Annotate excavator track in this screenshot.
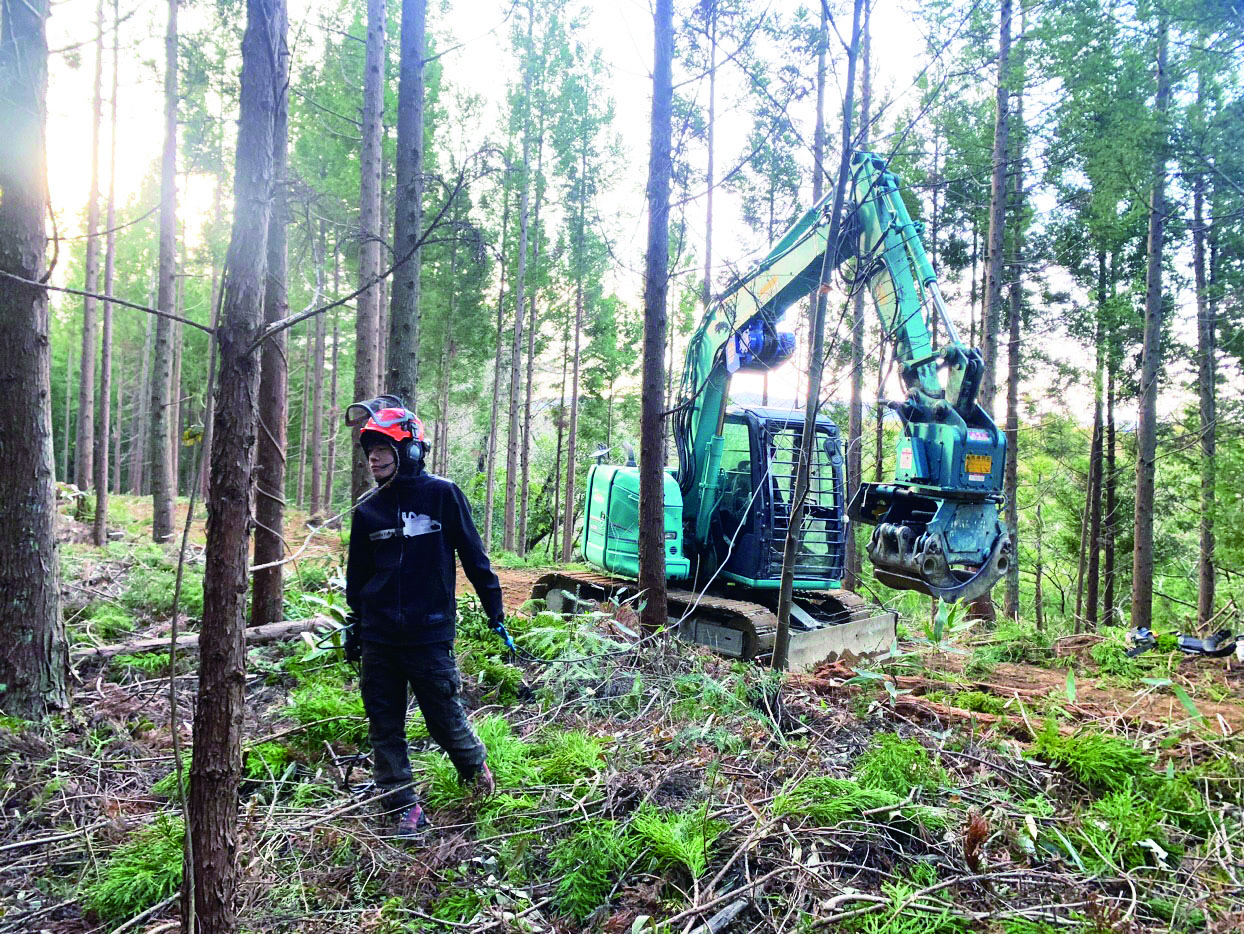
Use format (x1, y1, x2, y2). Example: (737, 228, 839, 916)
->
(530, 572, 892, 667)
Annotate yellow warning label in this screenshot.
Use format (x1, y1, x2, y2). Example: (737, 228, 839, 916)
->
(965, 454, 992, 474)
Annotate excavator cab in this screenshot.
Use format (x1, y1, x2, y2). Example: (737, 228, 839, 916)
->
(705, 407, 847, 591)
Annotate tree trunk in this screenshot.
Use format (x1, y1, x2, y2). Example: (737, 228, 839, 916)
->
(1103, 351, 1117, 624)
(639, 0, 674, 635)
(353, 0, 384, 502)
(387, 0, 426, 403)
(309, 259, 325, 520)
(1033, 500, 1044, 630)
(296, 325, 310, 507)
(561, 138, 588, 563)
(552, 315, 568, 560)
(1085, 255, 1107, 630)
(1193, 170, 1215, 628)
(93, 0, 120, 546)
(519, 123, 546, 555)
(845, 0, 868, 592)
(561, 270, 583, 562)
(62, 339, 73, 483)
(775, 0, 862, 667)
(0, 0, 69, 718)
(436, 201, 459, 476)
(979, 0, 1011, 412)
(76, 0, 106, 499)
(130, 315, 151, 493)
(169, 313, 182, 494)
(324, 311, 340, 517)
(1003, 32, 1024, 619)
(150, 0, 179, 543)
(187, 0, 281, 928)
(484, 184, 512, 550)
(701, 4, 716, 307)
(1130, 20, 1169, 632)
(505, 0, 536, 553)
(251, 35, 290, 630)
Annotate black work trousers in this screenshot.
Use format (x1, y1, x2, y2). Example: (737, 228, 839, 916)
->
(359, 640, 486, 809)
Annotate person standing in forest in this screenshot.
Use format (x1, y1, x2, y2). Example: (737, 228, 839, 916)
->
(343, 395, 500, 835)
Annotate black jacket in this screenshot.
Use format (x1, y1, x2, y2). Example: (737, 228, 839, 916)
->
(346, 470, 504, 645)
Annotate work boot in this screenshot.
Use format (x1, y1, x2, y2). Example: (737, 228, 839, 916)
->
(464, 762, 495, 798)
(395, 803, 429, 837)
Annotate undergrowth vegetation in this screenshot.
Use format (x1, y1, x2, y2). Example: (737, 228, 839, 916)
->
(4, 509, 1242, 933)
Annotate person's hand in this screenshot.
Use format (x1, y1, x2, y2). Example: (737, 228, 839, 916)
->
(343, 617, 362, 664)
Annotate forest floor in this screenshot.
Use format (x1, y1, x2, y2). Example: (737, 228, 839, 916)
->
(3, 497, 1242, 934)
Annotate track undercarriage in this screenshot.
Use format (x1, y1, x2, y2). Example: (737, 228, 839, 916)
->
(530, 572, 896, 672)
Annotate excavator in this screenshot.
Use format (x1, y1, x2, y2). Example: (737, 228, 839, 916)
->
(532, 152, 1012, 668)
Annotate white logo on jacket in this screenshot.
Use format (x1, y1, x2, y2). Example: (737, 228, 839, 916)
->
(402, 512, 442, 537)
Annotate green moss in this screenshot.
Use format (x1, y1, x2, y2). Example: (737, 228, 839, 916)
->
(948, 690, 1007, 714)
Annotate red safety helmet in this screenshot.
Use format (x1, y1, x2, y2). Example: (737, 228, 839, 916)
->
(359, 407, 425, 447)
(346, 395, 427, 468)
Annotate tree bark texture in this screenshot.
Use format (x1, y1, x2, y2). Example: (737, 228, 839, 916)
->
(251, 25, 290, 630)
(505, 0, 536, 553)
(387, 0, 426, 404)
(353, 0, 384, 503)
(130, 315, 151, 493)
(1003, 42, 1023, 620)
(1104, 357, 1116, 623)
(701, 5, 716, 307)
(979, 0, 1010, 413)
(93, 0, 120, 546)
(639, 0, 673, 635)
(775, 0, 862, 668)
(150, 0, 179, 542)
(484, 184, 511, 550)
(310, 268, 325, 519)
(0, 0, 69, 718)
(1130, 20, 1168, 632)
(520, 124, 546, 555)
(845, 0, 868, 592)
(1193, 172, 1215, 627)
(75, 0, 106, 496)
(187, 0, 281, 928)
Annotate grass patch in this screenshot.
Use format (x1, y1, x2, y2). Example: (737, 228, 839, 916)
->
(1073, 786, 1172, 872)
(83, 604, 137, 641)
(550, 820, 639, 921)
(773, 776, 902, 824)
(417, 714, 538, 808)
(974, 620, 1052, 666)
(530, 729, 606, 784)
(84, 815, 184, 923)
(122, 563, 204, 621)
(630, 801, 727, 878)
(283, 678, 367, 751)
(1030, 723, 1154, 793)
(855, 733, 949, 795)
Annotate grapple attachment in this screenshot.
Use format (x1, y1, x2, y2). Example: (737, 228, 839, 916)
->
(849, 481, 1011, 603)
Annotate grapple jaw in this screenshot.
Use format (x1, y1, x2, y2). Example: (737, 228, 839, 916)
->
(849, 482, 1012, 603)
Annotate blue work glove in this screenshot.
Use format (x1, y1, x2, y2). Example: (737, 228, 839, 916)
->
(490, 616, 517, 655)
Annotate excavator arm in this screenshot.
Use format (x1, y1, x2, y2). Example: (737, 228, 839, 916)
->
(674, 151, 1011, 602)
